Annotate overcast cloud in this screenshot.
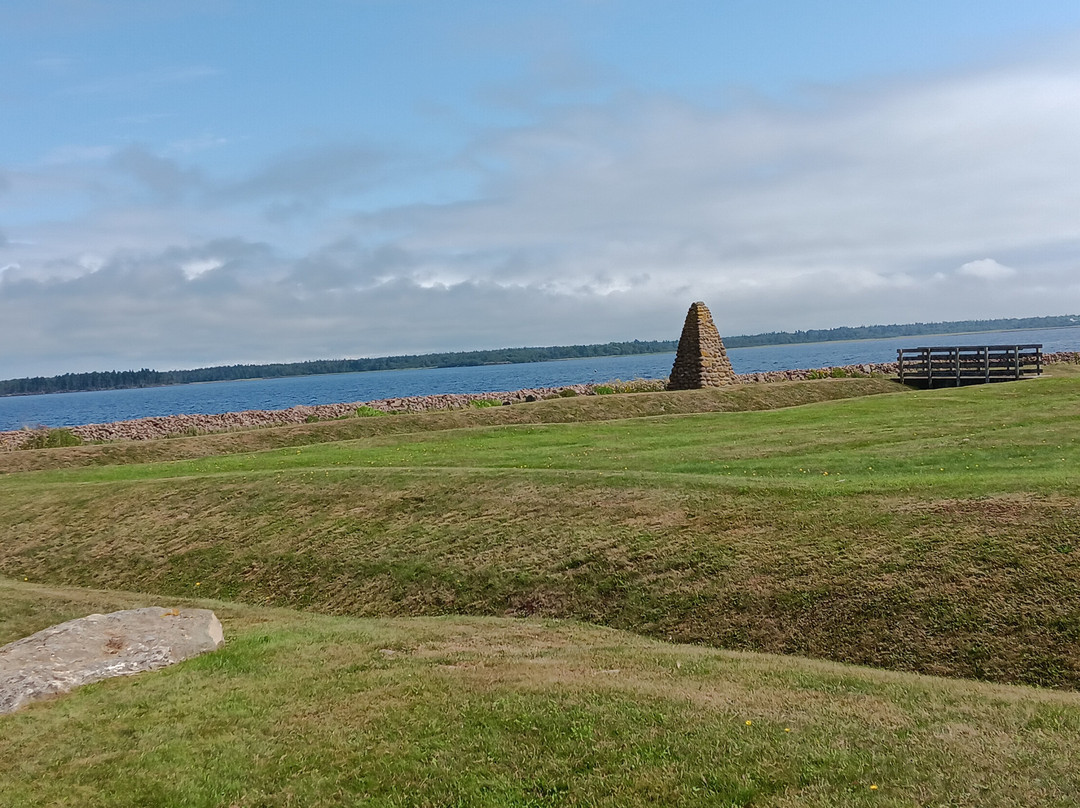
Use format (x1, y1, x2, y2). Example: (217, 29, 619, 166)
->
(2, 14, 1080, 377)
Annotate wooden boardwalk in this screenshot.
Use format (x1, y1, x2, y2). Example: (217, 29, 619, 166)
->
(897, 345, 1042, 388)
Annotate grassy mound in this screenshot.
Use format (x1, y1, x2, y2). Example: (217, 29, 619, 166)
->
(2, 375, 1079, 688)
(3, 579, 1080, 807)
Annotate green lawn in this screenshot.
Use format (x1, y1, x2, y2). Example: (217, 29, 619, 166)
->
(0, 377, 900, 474)
(6, 375, 1077, 495)
(4, 579, 1080, 808)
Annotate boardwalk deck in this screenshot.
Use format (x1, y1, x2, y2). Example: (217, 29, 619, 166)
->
(897, 345, 1042, 388)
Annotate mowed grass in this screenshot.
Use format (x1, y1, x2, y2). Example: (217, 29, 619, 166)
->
(2, 375, 1080, 687)
(0, 377, 898, 474)
(4, 578, 1080, 808)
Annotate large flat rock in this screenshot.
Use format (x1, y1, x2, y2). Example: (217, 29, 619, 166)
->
(0, 607, 224, 715)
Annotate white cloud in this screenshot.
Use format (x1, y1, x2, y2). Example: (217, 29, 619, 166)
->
(957, 258, 1018, 280)
(77, 254, 105, 273)
(180, 258, 222, 280)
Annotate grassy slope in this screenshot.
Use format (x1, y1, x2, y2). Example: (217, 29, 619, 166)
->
(2, 375, 1080, 689)
(4, 579, 1080, 808)
(0, 377, 898, 474)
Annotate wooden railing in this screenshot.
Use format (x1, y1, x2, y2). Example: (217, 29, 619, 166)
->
(897, 345, 1042, 388)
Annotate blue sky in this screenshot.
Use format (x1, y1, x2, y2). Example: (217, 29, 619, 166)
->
(3, 1, 1080, 376)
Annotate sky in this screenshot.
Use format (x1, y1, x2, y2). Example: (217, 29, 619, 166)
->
(3, 1, 1080, 378)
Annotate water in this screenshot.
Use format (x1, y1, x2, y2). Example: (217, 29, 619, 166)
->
(3, 326, 1078, 431)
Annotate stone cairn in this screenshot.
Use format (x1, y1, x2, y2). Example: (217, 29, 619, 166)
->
(667, 301, 736, 390)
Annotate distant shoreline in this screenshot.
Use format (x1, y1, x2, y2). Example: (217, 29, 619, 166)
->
(730, 324, 1079, 350)
(2, 317, 1077, 397)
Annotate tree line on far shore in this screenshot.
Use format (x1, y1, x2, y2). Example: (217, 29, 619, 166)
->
(3, 314, 1076, 396)
(0, 341, 676, 396)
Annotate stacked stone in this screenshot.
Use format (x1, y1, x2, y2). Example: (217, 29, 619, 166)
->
(667, 301, 737, 390)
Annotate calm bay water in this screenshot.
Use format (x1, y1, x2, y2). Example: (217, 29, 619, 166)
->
(3, 326, 1079, 431)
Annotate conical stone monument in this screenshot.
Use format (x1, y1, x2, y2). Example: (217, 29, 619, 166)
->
(667, 301, 736, 390)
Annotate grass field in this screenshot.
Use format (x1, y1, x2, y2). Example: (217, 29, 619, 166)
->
(4, 579, 1080, 808)
(3, 373, 1080, 686)
(3, 369, 1080, 804)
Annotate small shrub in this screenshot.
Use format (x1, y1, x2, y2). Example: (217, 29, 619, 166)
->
(807, 370, 827, 380)
(830, 367, 850, 378)
(355, 405, 388, 417)
(166, 427, 204, 439)
(19, 427, 83, 450)
(593, 385, 615, 395)
(557, 389, 578, 398)
(606, 378, 667, 393)
(471, 399, 501, 409)
(304, 415, 321, 423)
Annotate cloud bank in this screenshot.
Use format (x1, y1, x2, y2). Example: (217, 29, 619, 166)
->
(2, 46, 1080, 377)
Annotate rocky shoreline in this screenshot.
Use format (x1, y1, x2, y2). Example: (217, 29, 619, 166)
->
(3, 353, 1077, 451)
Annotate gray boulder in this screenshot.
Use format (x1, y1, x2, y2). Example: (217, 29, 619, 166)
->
(0, 607, 224, 715)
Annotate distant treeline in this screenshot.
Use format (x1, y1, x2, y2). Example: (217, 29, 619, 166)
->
(0, 340, 676, 396)
(721, 314, 1079, 348)
(3, 314, 1077, 396)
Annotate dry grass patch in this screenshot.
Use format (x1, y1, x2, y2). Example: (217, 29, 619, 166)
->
(3, 467, 1080, 686)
